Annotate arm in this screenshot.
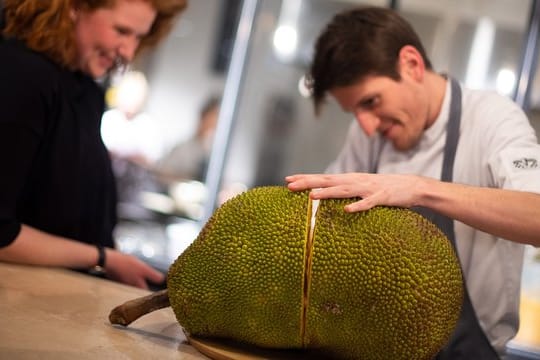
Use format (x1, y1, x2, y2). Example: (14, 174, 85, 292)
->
(0, 225, 164, 289)
(286, 173, 540, 246)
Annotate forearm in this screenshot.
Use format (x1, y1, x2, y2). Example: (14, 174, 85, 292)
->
(0, 224, 166, 289)
(0, 225, 100, 269)
(286, 172, 540, 246)
(419, 178, 540, 246)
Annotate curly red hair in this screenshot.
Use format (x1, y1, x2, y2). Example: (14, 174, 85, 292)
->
(2, 0, 187, 70)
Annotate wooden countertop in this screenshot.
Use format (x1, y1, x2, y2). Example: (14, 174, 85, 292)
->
(2, 260, 538, 359)
(0, 262, 208, 359)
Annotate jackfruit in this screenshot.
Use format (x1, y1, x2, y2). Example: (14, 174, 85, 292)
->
(110, 186, 463, 360)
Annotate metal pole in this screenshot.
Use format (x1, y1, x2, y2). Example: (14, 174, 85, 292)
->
(201, 0, 260, 224)
(514, 0, 540, 110)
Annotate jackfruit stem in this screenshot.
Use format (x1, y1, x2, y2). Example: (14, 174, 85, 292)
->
(109, 289, 170, 326)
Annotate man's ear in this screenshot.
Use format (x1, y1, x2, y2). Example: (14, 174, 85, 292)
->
(398, 45, 425, 81)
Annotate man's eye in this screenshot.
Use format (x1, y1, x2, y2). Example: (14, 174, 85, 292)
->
(115, 27, 130, 36)
(361, 97, 379, 109)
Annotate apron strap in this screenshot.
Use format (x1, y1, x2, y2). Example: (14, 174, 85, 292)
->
(419, 78, 462, 244)
(371, 77, 498, 358)
(428, 78, 499, 359)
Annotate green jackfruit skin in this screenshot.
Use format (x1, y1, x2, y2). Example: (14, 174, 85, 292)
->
(167, 186, 309, 348)
(167, 186, 463, 359)
(307, 199, 463, 360)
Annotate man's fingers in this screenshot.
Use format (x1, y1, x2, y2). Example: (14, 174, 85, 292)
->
(344, 199, 374, 212)
(286, 174, 342, 191)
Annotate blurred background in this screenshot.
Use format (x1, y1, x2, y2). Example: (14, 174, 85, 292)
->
(101, 1, 540, 357)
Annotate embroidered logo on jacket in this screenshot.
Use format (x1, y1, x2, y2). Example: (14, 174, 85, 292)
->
(513, 158, 538, 170)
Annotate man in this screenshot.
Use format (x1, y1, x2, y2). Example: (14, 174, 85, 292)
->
(286, 6, 540, 359)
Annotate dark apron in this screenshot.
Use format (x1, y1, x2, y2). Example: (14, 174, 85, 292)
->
(413, 78, 499, 359)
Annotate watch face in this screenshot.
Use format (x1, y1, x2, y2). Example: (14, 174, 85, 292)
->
(88, 265, 107, 278)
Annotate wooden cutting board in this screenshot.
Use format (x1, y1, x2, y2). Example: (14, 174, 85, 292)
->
(186, 335, 322, 360)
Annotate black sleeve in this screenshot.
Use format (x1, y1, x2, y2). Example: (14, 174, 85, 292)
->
(0, 45, 50, 247)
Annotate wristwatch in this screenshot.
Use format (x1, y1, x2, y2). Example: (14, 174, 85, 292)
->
(89, 245, 107, 276)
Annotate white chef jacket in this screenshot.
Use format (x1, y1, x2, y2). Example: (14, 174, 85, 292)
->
(326, 80, 540, 355)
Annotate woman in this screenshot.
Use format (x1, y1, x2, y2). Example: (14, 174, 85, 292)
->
(0, 0, 187, 289)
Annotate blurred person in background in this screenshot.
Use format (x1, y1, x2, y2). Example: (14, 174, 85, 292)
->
(101, 70, 166, 214)
(0, 0, 187, 289)
(286, 6, 540, 359)
(154, 95, 220, 183)
(101, 70, 165, 168)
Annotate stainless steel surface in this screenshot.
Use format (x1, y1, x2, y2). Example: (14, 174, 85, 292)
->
(514, 0, 540, 110)
(202, 0, 261, 223)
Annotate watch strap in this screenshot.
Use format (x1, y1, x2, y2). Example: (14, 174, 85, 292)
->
(90, 245, 107, 276)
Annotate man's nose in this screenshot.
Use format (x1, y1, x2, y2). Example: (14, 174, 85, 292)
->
(355, 111, 380, 137)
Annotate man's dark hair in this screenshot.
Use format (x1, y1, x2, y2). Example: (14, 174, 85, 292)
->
(308, 6, 433, 114)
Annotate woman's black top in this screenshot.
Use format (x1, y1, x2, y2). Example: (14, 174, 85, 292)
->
(0, 38, 117, 249)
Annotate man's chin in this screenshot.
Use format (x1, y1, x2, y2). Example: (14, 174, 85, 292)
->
(391, 139, 414, 152)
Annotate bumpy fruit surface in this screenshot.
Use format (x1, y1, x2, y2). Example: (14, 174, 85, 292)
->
(306, 199, 463, 359)
(167, 186, 463, 359)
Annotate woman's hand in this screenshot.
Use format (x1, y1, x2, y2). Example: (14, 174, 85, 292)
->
(105, 249, 165, 290)
(286, 172, 427, 212)
(0, 226, 166, 290)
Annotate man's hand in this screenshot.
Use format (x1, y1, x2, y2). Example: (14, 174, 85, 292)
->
(287, 172, 540, 246)
(286, 172, 427, 212)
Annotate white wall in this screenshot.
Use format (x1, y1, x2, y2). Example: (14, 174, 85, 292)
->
(141, 0, 226, 152)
